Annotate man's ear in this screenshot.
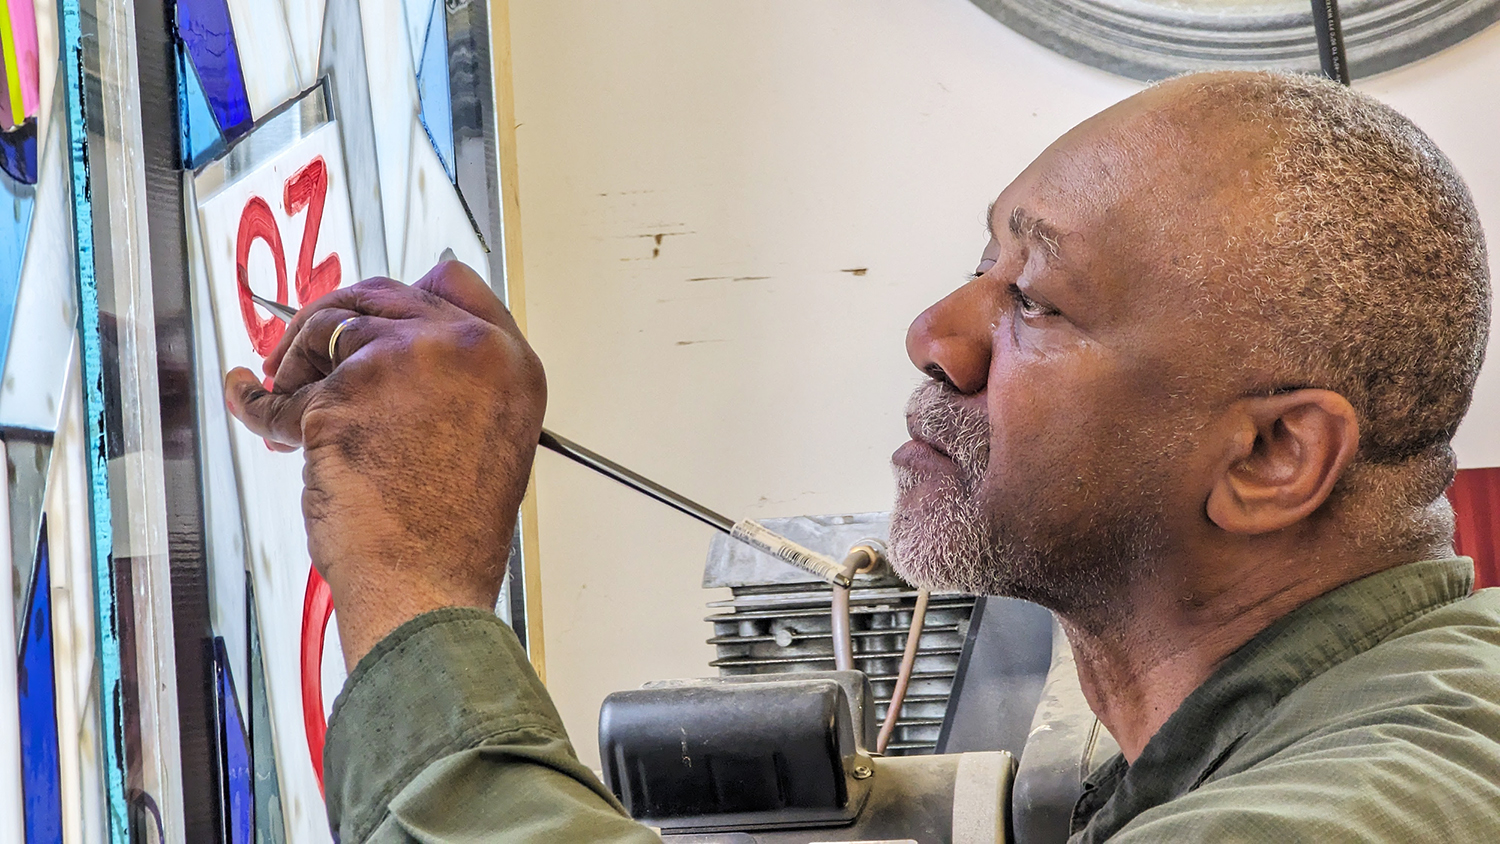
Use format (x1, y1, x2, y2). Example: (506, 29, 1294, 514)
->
(1205, 389, 1360, 535)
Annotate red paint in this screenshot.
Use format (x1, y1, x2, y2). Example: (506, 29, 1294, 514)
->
(235, 195, 289, 356)
(283, 156, 342, 307)
(301, 568, 334, 793)
(235, 158, 345, 358)
(1451, 467, 1500, 589)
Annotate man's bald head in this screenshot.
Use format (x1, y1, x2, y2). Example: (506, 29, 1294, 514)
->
(894, 70, 1489, 611)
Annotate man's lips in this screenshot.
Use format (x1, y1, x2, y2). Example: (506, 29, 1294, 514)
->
(892, 437, 958, 474)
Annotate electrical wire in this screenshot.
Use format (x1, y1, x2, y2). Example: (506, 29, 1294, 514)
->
(875, 588, 930, 755)
(829, 549, 869, 673)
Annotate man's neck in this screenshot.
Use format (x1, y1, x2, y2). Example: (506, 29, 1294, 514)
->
(1059, 545, 1414, 762)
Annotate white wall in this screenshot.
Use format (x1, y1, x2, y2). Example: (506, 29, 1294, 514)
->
(508, 0, 1500, 766)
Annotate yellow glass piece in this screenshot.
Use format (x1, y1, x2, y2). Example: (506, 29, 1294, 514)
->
(0, 0, 22, 129)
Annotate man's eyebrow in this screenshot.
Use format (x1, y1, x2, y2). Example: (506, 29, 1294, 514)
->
(990, 205, 1062, 261)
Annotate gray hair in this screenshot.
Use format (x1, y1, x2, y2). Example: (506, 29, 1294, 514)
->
(1176, 72, 1490, 549)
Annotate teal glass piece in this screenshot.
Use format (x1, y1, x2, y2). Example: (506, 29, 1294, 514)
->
(178, 46, 225, 168)
(5, 437, 50, 642)
(416, 0, 453, 182)
(248, 582, 286, 844)
(59, 0, 130, 837)
(0, 172, 37, 382)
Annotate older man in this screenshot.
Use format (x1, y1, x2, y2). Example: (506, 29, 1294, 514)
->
(226, 71, 1499, 842)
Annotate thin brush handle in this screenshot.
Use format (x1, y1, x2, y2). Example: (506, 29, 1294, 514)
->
(254, 298, 852, 586)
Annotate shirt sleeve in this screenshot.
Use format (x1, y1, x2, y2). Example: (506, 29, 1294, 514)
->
(323, 607, 662, 844)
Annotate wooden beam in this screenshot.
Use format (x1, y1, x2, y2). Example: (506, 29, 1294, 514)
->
(488, 0, 547, 682)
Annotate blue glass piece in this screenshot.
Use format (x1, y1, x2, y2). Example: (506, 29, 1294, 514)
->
(214, 637, 253, 844)
(416, 0, 454, 182)
(0, 118, 38, 185)
(17, 518, 62, 843)
(0, 167, 36, 382)
(178, 45, 224, 168)
(248, 583, 286, 843)
(176, 0, 253, 141)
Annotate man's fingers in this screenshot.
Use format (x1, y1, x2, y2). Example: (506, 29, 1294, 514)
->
(225, 367, 316, 447)
(266, 306, 353, 390)
(269, 309, 396, 394)
(263, 276, 445, 375)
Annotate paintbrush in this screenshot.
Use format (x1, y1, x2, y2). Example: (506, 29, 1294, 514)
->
(243, 282, 854, 587)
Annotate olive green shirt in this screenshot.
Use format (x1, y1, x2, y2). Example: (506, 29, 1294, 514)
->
(324, 558, 1500, 843)
(1071, 557, 1500, 842)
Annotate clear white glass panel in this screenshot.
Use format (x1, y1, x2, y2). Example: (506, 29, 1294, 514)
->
(45, 353, 108, 844)
(400, 117, 487, 284)
(358, 0, 418, 276)
(399, 0, 434, 75)
(184, 179, 250, 718)
(282, 0, 327, 91)
(0, 443, 21, 844)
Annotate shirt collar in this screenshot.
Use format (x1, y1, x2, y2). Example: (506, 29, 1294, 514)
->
(1070, 557, 1474, 842)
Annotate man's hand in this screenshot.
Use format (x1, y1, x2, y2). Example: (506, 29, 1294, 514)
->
(223, 261, 546, 667)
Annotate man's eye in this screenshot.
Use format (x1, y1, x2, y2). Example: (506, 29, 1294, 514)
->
(1008, 284, 1052, 319)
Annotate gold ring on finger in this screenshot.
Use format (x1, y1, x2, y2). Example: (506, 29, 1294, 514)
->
(328, 316, 358, 367)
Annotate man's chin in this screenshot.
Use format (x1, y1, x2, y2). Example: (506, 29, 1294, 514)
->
(888, 498, 984, 594)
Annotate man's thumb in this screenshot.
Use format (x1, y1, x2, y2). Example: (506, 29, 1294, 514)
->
(225, 367, 312, 448)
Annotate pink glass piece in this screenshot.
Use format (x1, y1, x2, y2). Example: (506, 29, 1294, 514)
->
(6, 0, 36, 117)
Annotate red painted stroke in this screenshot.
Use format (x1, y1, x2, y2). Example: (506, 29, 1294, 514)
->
(301, 568, 334, 794)
(284, 156, 342, 307)
(235, 196, 289, 356)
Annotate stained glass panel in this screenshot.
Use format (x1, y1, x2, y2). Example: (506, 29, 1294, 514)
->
(0, 0, 521, 833)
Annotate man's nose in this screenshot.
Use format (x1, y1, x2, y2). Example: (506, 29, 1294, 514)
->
(906, 282, 994, 394)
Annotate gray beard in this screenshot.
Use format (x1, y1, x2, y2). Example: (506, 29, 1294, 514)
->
(888, 379, 1014, 594)
(889, 380, 1163, 619)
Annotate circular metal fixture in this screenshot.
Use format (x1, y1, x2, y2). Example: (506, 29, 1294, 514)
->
(969, 0, 1500, 81)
